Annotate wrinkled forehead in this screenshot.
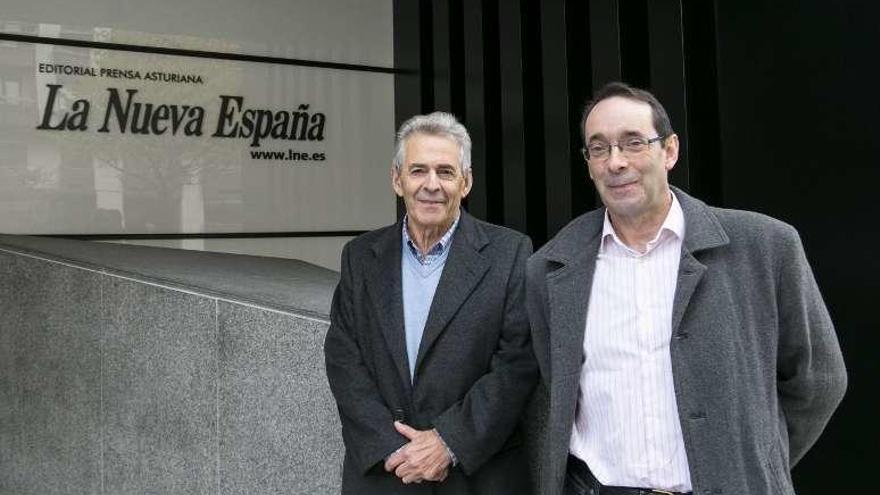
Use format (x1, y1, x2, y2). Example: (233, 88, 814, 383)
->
(402, 132, 462, 164)
(584, 96, 656, 140)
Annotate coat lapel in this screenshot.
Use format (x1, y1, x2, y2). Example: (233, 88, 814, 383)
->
(545, 213, 604, 379)
(413, 212, 490, 378)
(366, 221, 412, 394)
(671, 253, 707, 336)
(670, 187, 730, 336)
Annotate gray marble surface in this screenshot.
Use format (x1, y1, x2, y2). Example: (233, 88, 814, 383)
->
(0, 236, 346, 494)
(0, 253, 103, 495)
(0, 253, 17, 494)
(0, 235, 338, 319)
(218, 302, 341, 494)
(102, 278, 218, 495)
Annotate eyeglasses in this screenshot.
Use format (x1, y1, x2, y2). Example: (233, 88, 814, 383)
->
(581, 135, 667, 161)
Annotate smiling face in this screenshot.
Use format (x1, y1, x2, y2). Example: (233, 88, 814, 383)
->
(392, 132, 472, 233)
(584, 96, 678, 223)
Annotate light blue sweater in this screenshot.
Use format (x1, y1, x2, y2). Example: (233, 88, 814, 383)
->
(400, 217, 458, 380)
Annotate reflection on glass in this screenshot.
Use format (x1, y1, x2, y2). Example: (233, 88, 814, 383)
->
(1, 20, 395, 236)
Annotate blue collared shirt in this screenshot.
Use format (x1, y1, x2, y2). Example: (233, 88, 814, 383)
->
(402, 215, 459, 268)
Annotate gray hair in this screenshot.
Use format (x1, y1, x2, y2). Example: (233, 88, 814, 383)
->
(392, 111, 472, 173)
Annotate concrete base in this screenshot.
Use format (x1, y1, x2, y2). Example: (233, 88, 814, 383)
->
(0, 235, 342, 495)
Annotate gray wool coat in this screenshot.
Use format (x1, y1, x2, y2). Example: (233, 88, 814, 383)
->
(525, 187, 847, 495)
(324, 211, 538, 495)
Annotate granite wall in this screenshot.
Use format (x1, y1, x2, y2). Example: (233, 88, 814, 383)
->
(0, 243, 342, 494)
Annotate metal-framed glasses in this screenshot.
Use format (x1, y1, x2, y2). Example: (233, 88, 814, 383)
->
(581, 135, 667, 162)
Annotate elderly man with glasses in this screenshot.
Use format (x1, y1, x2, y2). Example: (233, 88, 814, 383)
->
(526, 82, 847, 495)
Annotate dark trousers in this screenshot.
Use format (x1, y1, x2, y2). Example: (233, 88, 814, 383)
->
(564, 455, 691, 495)
(564, 457, 596, 495)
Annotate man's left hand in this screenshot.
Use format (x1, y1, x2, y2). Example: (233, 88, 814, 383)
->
(383, 421, 451, 484)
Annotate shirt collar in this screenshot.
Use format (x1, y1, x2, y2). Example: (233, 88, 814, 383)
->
(402, 213, 460, 264)
(600, 190, 685, 255)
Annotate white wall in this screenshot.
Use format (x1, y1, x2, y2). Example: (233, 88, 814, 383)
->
(1, 0, 392, 66)
(1, 1, 395, 271)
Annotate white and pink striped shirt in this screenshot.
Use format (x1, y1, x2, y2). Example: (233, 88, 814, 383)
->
(569, 192, 692, 492)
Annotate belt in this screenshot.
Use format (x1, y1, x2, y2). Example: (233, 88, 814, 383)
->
(566, 455, 692, 495)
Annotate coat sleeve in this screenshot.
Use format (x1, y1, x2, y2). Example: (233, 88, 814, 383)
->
(323, 242, 406, 474)
(775, 226, 847, 466)
(431, 235, 539, 475)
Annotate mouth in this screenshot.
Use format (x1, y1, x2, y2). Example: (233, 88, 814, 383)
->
(605, 177, 638, 189)
(416, 198, 446, 206)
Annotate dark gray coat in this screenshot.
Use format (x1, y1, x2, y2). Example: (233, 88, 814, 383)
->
(525, 188, 846, 495)
(324, 211, 537, 494)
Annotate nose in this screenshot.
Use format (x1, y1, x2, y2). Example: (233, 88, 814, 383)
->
(424, 170, 441, 190)
(606, 145, 628, 173)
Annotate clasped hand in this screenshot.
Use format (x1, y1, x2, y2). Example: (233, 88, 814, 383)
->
(383, 421, 451, 484)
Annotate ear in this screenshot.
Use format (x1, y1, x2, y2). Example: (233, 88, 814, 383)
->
(461, 169, 473, 198)
(391, 165, 404, 197)
(663, 134, 680, 171)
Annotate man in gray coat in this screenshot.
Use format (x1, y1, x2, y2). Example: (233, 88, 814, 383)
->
(325, 112, 537, 494)
(526, 82, 846, 495)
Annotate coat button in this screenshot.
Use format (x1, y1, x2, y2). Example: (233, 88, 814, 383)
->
(393, 408, 406, 422)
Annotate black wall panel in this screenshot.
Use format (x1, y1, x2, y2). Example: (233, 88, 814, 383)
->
(713, 1, 877, 491)
(393, 1, 872, 488)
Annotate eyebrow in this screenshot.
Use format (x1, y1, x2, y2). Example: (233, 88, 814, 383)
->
(408, 162, 456, 169)
(588, 130, 647, 141)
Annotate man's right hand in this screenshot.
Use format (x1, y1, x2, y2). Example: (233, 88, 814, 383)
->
(384, 422, 451, 483)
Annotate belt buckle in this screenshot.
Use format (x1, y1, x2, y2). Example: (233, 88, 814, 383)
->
(650, 491, 674, 495)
